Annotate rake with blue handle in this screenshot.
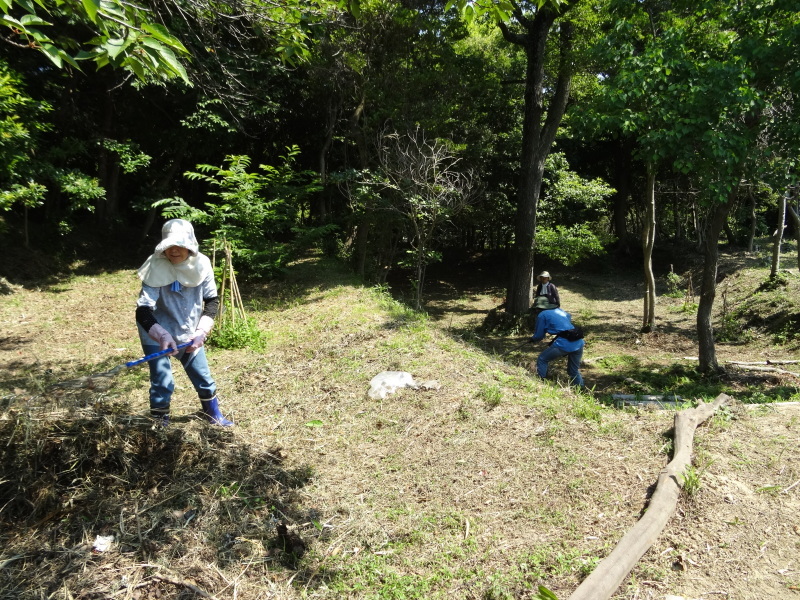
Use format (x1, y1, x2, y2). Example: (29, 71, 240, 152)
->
(118, 341, 192, 370)
(48, 342, 192, 390)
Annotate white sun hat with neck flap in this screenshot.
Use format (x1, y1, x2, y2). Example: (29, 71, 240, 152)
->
(138, 219, 212, 288)
(155, 218, 200, 257)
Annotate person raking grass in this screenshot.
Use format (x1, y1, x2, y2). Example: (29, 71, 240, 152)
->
(529, 307, 585, 388)
(135, 219, 233, 427)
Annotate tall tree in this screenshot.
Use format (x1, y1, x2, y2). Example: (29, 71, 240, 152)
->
(691, 0, 799, 372)
(592, 0, 800, 372)
(449, 0, 581, 316)
(581, 2, 702, 332)
(500, 3, 577, 315)
(770, 191, 787, 278)
(612, 0, 798, 372)
(318, 0, 510, 279)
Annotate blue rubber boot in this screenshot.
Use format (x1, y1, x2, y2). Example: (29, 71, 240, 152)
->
(200, 396, 234, 427)
(150, 407, 170, 427)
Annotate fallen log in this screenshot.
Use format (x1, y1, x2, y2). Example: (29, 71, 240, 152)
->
(568, 393, 732, 600)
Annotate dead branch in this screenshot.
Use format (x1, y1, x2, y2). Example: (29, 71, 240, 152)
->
(0, 555, 25, 570)
(568, 393, 732, 600)
(151, 573, 220, 599)
(727, 360, 799, 366)
(611, 394, 682, 401)
(729, 365, 800, 378)
(612, 395, 684, 410)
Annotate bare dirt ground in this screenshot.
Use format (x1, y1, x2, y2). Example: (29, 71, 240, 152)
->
(0, 250, 799, 600)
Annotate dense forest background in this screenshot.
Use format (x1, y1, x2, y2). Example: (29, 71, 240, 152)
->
(0, 0, 798, 371)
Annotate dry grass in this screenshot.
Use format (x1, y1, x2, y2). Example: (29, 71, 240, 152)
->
(1, 253, 799, 600)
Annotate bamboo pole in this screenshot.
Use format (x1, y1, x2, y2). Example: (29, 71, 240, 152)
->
(218, 243, 228, 324)
(224, 244, 236, 325)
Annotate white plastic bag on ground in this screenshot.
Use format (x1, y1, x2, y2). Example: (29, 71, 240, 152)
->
(92, 534, 114, 553)
(368, 371, 418, 399)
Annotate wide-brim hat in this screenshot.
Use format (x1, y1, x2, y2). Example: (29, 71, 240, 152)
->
(538, 271, 551, 279)
(154, 219, 199, 257)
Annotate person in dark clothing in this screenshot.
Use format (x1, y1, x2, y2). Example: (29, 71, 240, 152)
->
(531, 271, 560, 317)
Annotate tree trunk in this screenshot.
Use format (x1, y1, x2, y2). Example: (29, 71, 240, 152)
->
(697, 200, 733, 374)
(723, 221, 737, 247)
(348, 93, 373, 280)
(770, 191, 787, 278)
(787, 202, 800, 272)
(672, 189, 681, 242)
(502, 8, 575, 316)
(692, 201, 703, 251)
(352, 219, 371, 279)
(507, 155, 545, 314)
(23, 205, 29, 248)
(641, 164, 656, 333)
(414, 257, 427, 312)
(349, 93, 369, 171)
(97, 91, 118, 225)
(140, 138, 189, 246)
(747, 186, 757, 252)
(612, 141, 633, 253)
(314, 96, 339, 224)
(569, 394, 732, 600)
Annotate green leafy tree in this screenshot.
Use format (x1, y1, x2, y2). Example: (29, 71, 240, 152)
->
(332, 167, 406, 281)
(591, 0, 800, 371)
(0, 0, 190, 82)
(581, 3, 722, 332)
(0, 60, 46, 238)
(676, 1, 798, 373)
(309, 0, 501, 277)
(536, 152, 615, 266)
(157, 148, 322, 278)
(448, 0, 608, 316)
(0, 59, 49, 183)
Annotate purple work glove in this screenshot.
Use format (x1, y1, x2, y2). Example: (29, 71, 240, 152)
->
(148, 323, 178, 356)
(186, 315, 214, 353)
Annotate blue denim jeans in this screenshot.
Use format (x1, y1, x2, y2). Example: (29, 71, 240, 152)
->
(143, 345, 217, 412)
(536, 345, 584, 388)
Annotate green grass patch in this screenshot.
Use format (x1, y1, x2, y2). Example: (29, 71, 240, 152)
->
(210, 315, 266, 350)
(594, 354, 641, 372)
(477, 383, 503, 409)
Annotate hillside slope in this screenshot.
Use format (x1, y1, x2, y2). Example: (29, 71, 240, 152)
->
(0, 254, 798, 600)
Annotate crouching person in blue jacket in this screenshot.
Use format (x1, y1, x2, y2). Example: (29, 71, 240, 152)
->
(530, 308, 585, 388)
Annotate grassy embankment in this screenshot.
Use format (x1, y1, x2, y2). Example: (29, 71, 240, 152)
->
(0, 250, 798, 599)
